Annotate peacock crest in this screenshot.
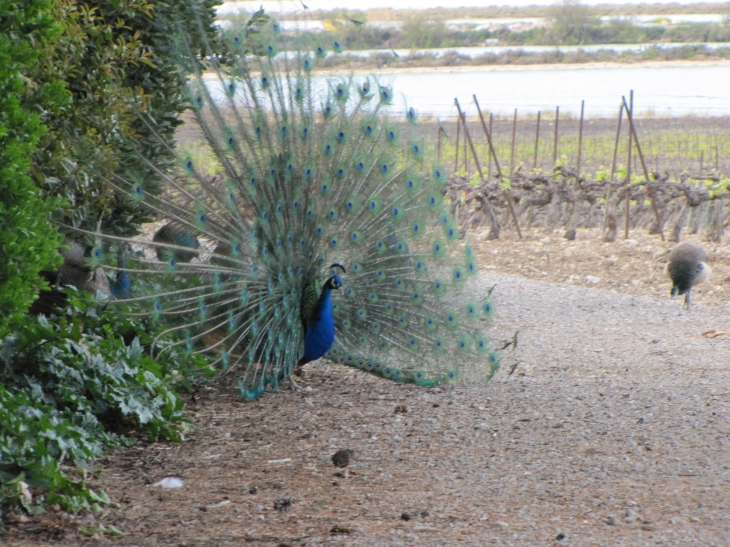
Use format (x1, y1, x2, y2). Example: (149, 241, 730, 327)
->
(72, 8, 500, 398)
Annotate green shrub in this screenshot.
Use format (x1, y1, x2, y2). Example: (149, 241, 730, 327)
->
(0, 289, 211, 520)
(30, 0, 221, 237)
(0, 0, 65, 334)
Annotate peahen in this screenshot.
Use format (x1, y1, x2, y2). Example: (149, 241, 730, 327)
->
(70, 9, 500, 398)
(666, 242, 712, 310)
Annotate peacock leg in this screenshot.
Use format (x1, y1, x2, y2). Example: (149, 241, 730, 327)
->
(288, 374, 301, 391)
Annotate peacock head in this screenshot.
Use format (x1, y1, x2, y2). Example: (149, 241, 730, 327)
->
(326, 263, 346, 292)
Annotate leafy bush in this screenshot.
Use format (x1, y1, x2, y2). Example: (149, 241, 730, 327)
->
(0, 0, 65, 335)
(0, 0, 222, 526)
(29, 0, 221, 237)
(0, 289, 211, 520)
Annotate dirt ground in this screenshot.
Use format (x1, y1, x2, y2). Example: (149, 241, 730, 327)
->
(469, 227, 730, 314)
(5, 227, 730, 547)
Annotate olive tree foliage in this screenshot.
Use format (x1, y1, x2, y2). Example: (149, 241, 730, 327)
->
(546, 0, 600, 45)
(401, 14, 449, 49)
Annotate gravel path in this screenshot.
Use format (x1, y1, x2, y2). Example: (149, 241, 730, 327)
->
(8, 269, 730, 546)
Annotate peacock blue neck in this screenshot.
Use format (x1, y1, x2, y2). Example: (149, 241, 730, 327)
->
(301, 277, 339, 364)
(110, 255, 131, 299)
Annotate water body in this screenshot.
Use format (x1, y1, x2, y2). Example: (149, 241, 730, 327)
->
(204, 62, 730, 118)
(373, 62, 730, 118)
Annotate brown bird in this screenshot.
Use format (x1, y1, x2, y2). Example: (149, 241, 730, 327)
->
(665, 242, 712, 310)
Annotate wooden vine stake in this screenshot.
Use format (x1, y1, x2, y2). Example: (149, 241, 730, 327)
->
(577, 100, 585, 174)
(603, 102, 624, 234)
(609, 103, 624, 180)
(553, 106, 560, 166)
(473, 96, 502, 176)
(467, 96, 522, 239)
(454, 115, 460, 173)
(510, 108, 517, 175)
(488, 113, 494, 179)
(454, 98, 502, 239)
(463, 111, 469, 175)
(533, 111, 541, 169)
(624, 91, 633, 239)
(718, 198, 724, 244)
(621, 94, 664, 241)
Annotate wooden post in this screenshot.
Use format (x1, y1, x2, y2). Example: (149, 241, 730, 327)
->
(455, 99, 485, 180)
(603, 103, 624, 233)
(553, 106, 560, 166)
(473, 95, 502, 177)
(717, 197, 724, 244)
(488, 113, 493, 179)
(456, 98, 512, 241)
(509, 108, 517, 174)
(577, 100, 585, 174)
(454, 115, 460, 173)
(621, 94, 664, 241)
(715, 137, 719, 171)
(624, 91, 633, 240)
(471, 96, 522, 239)
(533, 111, 541, 169)
(463, 112, 469, 175)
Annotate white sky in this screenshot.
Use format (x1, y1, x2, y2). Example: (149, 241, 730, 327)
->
(221, 0, 730, 12)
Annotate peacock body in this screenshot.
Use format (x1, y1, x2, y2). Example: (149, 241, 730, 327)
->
(76, 9, 500, 398)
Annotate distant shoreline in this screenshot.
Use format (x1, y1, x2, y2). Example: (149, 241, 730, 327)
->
(367, 59, 729, 75)
(202, 58, 728, 77)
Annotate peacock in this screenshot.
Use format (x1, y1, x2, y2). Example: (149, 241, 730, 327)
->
(67, 8, 500, 399)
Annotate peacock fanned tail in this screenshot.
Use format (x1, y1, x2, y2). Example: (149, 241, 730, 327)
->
(77, 8, 500, 398)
